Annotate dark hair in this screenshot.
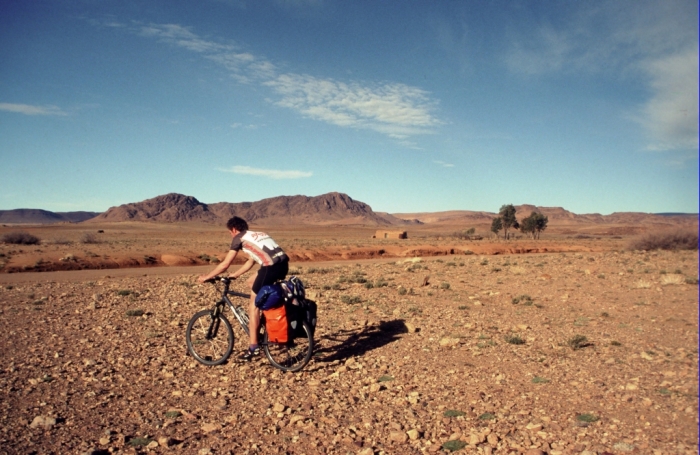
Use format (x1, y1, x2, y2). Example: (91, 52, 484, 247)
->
(226, 216, 248, 232)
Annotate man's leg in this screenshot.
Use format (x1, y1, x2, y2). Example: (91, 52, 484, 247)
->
(245, 274, 259, 346)
(248, 292, 259, 346)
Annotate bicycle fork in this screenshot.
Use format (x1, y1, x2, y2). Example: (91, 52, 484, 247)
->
(207, 303, 225, 339)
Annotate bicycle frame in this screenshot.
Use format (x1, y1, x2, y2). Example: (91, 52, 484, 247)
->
(212, 277, 252, 337)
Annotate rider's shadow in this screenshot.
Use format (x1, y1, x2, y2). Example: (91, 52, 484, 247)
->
(313, 319, 408, 363)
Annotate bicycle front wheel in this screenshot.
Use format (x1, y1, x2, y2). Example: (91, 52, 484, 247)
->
(186, 310, 234, 366)
(263, 321, 314, 372)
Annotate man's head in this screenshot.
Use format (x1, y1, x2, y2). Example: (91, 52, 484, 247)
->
(226, 216, 249, 233)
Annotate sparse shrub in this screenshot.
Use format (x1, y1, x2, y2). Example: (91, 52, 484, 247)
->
(1, 232, 40, 245)
(442, 440, 467, 452)
(398, 286, 408, 295)
(363, 282, 374, 289)
(128, 437, 153, 447)
(576, 413, 599, 423)
(532, 376, 549, 384)
(443, 409, 466, 417)
(629, 231, 698, 251)
(685, 277, 699, 285)
(378, 375, 394, 382)
(505, 334, 525, 345)
(164, 410, 181, 419)
(610, 340, 622, 346)
(478, 412, 495, 420)
(568, 334, 589, 350)
(512, 294, 533, 305)
(117, 289, 133, 296)
(439, 282, 450, 290)
(126, 309, 144, 317)
(340, 295, 361, 304)
(81, 233, 101, 244)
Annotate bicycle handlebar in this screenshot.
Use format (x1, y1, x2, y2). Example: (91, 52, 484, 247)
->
(204, 276, 235, 284)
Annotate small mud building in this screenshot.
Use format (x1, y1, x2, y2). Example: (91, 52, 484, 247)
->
(373, 230, 408, 239)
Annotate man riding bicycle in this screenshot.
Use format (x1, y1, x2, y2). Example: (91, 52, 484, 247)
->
(198, 216, 289, 360)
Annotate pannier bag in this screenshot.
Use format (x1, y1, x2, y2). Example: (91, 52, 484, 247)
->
(263, 305, 288, 343)
(255, 283, 285, 310)
(281, 276, 317, 340)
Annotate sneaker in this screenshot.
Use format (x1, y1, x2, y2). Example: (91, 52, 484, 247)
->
(239, 347, 260, 361)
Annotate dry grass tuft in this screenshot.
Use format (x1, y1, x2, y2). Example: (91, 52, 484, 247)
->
(634, 279, 653, 289)
(510, 266, 526, 275)
(661, 274, 685, 286)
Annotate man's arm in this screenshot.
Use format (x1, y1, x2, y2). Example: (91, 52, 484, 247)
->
(198, 250, 238, 282)
(231, 257, 256, 279)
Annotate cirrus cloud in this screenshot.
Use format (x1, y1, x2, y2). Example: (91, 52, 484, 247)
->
(116, 21, 441, 141)
(218, 165, 313, 179)
(0, 103, 67, 116)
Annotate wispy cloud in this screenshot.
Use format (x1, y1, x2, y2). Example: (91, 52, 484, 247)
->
(503, 1, 698, 154)
(265, 74, 439, 139)
(640, 49, 699, 152)
(230, 122, 261, 129)
(433, 160, 454, 168)
(117, 21, 440, 140)
(219, 165, 313, 179)
(0, 103, 67, 116)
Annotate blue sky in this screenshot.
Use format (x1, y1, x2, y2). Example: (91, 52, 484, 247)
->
(1, 0, 698, 215)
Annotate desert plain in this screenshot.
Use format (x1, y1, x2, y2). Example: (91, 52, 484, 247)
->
(0, 221, 698, 455)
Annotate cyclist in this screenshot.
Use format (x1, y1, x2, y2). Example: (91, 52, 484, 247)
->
(198, 216, 289, 360)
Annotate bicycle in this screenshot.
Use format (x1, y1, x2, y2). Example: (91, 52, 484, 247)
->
(185, 276, 314, 372)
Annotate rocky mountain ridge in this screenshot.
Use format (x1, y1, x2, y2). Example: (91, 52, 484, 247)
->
(2, 193, 696, 227)
(88, 192, 398, 226)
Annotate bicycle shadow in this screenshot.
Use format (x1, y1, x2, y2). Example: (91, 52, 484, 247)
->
(313, 319, 408, 363)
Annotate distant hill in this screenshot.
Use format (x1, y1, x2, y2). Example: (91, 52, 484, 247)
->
(0, 209, 100, 224)
(394, 204, 699, 229)
(88, 192, 405, 226)
(3, 195, 697, 228)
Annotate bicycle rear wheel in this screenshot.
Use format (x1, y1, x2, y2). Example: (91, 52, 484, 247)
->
(186, 310, 234, 366)
(263, 321, 314, 372)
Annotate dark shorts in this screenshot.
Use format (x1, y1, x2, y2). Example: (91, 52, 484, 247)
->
(252, 259, 289, 294)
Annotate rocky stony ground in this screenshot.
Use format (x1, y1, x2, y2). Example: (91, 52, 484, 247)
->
(0, 250, 697, 455)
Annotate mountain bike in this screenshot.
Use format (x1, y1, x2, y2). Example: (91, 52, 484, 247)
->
(185, 276, 313, 372)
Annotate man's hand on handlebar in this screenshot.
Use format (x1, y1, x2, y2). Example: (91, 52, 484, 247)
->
(197, 275, 236, 284)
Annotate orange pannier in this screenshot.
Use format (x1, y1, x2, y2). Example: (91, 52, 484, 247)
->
(263, 305, 288, 343)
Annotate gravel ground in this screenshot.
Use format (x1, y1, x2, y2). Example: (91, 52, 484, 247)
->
(0, 250, 697, 455)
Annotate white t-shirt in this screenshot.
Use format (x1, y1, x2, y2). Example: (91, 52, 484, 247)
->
(230, 231, 287, 266)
